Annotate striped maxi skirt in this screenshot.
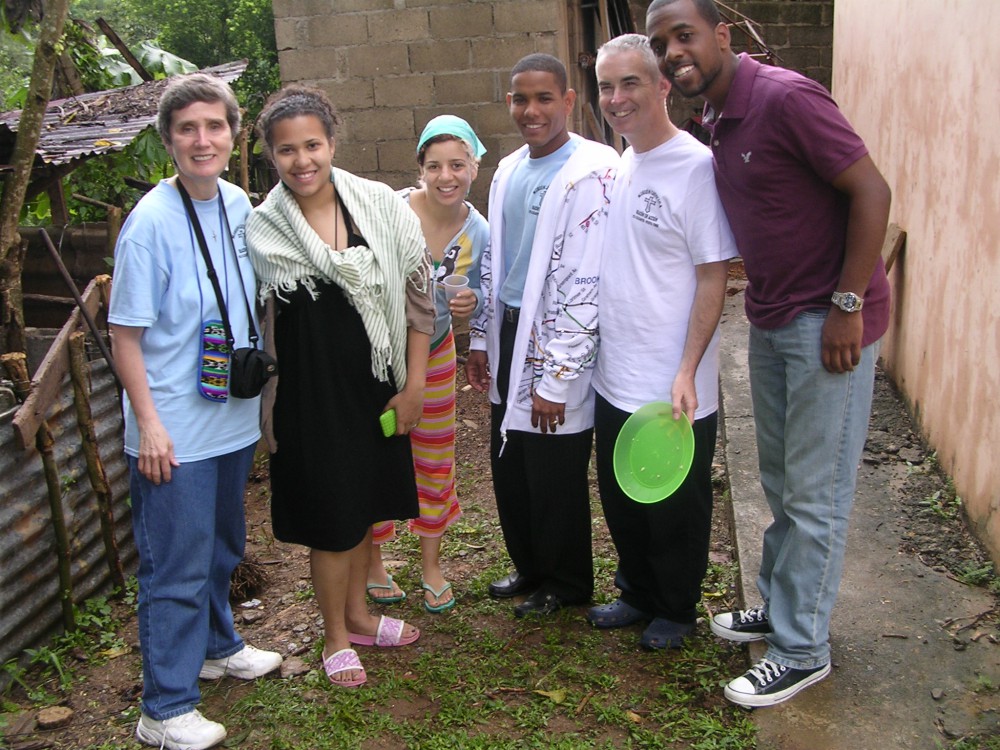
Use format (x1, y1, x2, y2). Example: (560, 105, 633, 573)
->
(373, 329, 462, 543)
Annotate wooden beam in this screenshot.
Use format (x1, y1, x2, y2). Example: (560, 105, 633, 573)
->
(584, 103, 609, 146)
(96, 18, 153, 82)
(11, 276, 111, 450)
(24, 163, 77, 203)
(47, 180, 69, 226)
(882, 222, 906, 274)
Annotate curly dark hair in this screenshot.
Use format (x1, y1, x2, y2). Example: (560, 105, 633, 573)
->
(255, 84, 342, 158)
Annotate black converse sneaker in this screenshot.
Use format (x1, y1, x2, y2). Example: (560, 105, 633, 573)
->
(724, 658, 831, 707)
(710, 605, 771, 642)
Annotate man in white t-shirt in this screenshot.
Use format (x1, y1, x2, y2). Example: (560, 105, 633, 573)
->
(587, 35, 738, 649)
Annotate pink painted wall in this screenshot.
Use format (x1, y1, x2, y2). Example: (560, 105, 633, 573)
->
(833, 0, 1000, 564)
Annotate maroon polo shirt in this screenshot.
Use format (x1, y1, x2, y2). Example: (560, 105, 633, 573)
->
(705, 53, 890, 347)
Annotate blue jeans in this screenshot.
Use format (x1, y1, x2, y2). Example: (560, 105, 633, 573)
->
(129, 442, 255, 719)
(749, 311, 878, 670)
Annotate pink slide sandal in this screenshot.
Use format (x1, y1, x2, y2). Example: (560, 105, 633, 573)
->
(323, 648, 366, 687)
(348, 615, 420, 648)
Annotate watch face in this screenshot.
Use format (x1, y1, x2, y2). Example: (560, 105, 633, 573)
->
(833, 292, 862, 312)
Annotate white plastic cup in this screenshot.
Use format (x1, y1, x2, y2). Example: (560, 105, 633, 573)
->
(441, 274, 469, 301)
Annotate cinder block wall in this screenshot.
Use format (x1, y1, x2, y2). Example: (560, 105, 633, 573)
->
(272, 0, 570, 212)
(724, 1, 834, 88)
(631, 1, 835, 88)
(632, 1, 834, 136)
(272, 1, 832, 211)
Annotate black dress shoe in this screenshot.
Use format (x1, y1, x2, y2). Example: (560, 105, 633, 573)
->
(488, 571, 537, 599)
(513, 590, 563, 618)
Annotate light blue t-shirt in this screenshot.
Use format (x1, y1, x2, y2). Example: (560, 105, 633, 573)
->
(108, 179, 261, 462)
(398, 188, 488, 347)
(498, 138, 579, 307)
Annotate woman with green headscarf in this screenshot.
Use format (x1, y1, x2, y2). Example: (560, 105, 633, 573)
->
(368, 115, 489, 613)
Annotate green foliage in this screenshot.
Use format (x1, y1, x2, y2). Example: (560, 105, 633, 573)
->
(5, 0, 277, 115)
(1, 12, 199, 107)
(920, 487, 961, 520)
(135, 40, 197, 79)
(20, 127, 172, 224)
(68, 0, 159, 47)
(224, 0, 281, 117)
(946, 737, 1000, 750)
(2, 658, 46, 702)
(956, 561, 998, 588)
(67, 22, 197, 88)
(0, 27, 32, 109)
(19, 191, 50, 226)
(62, 19, 113, 90)
(118, 0, 279, 117)
(1, 588, 132, 706)
(973, 674, 997, 694)
(4, 0, 277, 227)
(67, 132, 169, 219)
(22, 646, 72, 692)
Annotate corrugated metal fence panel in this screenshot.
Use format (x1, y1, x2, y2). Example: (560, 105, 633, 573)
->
(0, 357, 136, 665)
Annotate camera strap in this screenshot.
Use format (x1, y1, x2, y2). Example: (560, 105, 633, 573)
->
(176, 178, 260, 353)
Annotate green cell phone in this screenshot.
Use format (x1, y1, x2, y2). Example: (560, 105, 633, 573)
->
(379, 409, 397, 437)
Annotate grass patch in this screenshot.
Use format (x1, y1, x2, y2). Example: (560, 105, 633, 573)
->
(205, 568, 756, 750)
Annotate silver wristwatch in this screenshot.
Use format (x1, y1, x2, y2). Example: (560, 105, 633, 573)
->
(831, 291, 864, 313)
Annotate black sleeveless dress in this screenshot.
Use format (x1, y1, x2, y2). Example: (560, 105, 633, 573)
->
(268, 208, 419, 552)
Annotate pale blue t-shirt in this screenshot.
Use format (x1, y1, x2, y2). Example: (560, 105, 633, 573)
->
(108, 179, 261, 462)
(498, 138, 579, 308)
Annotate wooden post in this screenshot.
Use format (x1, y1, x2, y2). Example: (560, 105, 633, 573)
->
(881, 222, 906, 274)
(68, 332, 126, 592)
(12, 276, 110, 450)
(0, 0, 72, 353)
(1, 352, 76, 633)
(0, 240, 27, 355)
(107, 206, 122, 257)
(47, 182, 69, 227)
(239, 123, 251, 195)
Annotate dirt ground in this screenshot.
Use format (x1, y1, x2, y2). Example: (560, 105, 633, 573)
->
(3, 341, 739, 748)
(3, 328, 997, 748)
(865, 374, 996, 584)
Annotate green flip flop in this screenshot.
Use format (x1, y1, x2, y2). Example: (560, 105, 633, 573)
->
(366, 574, 406, 604)
(421, 580, 456, 613)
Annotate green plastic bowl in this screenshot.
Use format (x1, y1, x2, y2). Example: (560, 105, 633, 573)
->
(613, 402, 695, 503)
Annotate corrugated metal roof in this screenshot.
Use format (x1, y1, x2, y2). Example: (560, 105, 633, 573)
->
(0, 355, 136, 667)
(0, 60, 247, 168)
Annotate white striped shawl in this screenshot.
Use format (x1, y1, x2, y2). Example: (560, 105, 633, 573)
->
(246, 167, 430, 387)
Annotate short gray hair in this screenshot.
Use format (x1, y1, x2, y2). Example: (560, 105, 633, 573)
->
(157, 73, 241, 144)
(597, 34, 662, 81)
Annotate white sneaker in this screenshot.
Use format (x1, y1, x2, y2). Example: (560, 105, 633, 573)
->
(724, 658, 831, 708)
(710, 606, 771, 642)
(199, 643, 282, 680)
(135, 710, 226, 750)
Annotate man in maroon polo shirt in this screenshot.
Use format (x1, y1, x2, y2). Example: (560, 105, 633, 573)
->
(647, 0, 891, 708)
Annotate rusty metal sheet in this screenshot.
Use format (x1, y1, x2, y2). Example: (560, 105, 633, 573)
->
(0, 357, 136, 666)
(0, 60, 247, 168)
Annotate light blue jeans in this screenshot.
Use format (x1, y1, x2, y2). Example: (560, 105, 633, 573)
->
(749, 311, 878, 670)
(129, 442, 255, 719)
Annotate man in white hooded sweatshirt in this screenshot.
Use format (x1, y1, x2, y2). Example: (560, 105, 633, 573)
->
(466, 53, 619, 617)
